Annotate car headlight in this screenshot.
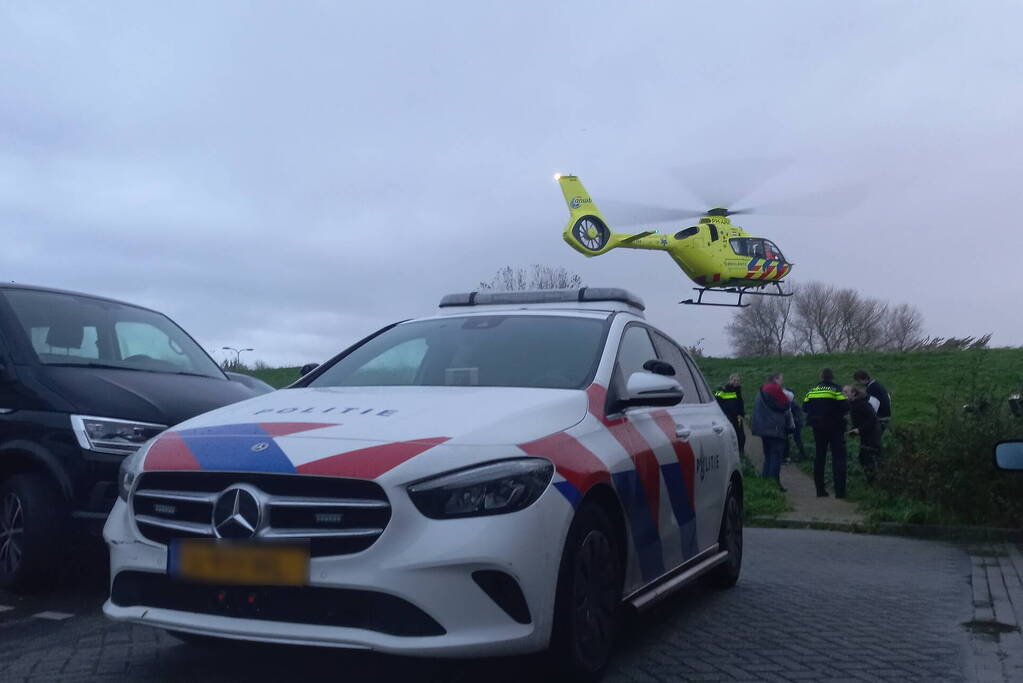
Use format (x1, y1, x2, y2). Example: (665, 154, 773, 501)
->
(70, 415, 167, 456)
(117, 445, 149, 502)
(407, 458, 554, 519)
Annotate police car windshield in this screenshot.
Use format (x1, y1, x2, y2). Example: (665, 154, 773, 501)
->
(309, 315, 607, 390)
(3, 289, 224, 379)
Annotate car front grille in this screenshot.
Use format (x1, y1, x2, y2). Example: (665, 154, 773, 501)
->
(130, 472, 391, 557)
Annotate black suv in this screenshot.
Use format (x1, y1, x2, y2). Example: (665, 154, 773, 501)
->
(0, 284, 256, 589)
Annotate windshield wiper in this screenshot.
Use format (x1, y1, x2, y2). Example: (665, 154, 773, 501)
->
(45, 362, 146, 372)
(169, 371, 216, 379)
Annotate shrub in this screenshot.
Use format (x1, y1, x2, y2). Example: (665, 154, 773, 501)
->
(875, 394, 1023, 528)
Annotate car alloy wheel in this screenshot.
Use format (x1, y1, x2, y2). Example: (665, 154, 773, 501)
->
(572, 528, 618, 669)
(722, 493, 742, 570)
(0, 492, 24, 579)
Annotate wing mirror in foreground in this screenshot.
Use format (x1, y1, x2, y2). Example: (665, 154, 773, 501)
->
(299, 363, 319, 377)
(621, 371, 684, 408)
(995, 440, 1023, 471)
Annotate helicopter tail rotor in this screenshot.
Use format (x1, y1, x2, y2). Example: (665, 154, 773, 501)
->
(556, 174, 618, 255)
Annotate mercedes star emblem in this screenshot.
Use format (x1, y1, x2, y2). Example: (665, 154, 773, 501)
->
(212, 487, 261, 539)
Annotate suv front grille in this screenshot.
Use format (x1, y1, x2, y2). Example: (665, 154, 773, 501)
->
(130, 472, 391, 557)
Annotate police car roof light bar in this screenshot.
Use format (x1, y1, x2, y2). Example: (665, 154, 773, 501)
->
(439, 287, 645, 312)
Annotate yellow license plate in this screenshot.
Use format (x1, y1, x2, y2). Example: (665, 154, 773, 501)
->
(170, 540, 309, 586)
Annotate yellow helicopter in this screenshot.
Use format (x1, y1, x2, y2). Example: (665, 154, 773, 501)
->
(556, 174, 793, 307)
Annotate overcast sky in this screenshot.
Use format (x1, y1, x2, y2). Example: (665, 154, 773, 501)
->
(3, 1, 1022, 367)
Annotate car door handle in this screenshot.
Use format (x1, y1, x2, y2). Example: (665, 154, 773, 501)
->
(676, 427, 692, 439)
(712, 425, 725, 435)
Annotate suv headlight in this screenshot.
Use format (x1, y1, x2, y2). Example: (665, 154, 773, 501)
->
(407, 458, 554, 519)
(70, 415, 166, 456)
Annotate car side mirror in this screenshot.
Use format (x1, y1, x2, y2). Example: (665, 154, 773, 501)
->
(995, 440, 1023, 471)
(622, 371, 684, 408)
(299, 363, 319, 377)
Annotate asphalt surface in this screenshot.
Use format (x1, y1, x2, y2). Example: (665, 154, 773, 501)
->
(0, 528, 977, 682)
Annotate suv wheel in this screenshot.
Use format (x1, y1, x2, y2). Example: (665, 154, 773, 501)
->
(0, 473, 67, 591)
(707, 482, 743, 589)
(549, 502, 623, 682)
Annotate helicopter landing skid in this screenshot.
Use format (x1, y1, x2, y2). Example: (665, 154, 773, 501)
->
(680, 282, 793, 308)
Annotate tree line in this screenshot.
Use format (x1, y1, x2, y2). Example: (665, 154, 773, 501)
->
(726, 281, 942, 356)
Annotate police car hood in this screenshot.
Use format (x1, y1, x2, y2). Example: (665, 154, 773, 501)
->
(140, 386, 589, 479)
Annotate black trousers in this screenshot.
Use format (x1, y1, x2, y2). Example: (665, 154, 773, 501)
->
(859, 444, 881, 484)
(729, 416, 746, 455)
(812, 426, 847, 497)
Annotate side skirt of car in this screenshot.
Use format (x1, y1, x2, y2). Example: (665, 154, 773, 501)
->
(623, 544, 729, 613)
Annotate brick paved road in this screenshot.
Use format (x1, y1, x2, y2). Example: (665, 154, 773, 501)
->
(0, 529, 979, 682)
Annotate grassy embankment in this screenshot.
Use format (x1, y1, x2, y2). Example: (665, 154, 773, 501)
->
(699, 348, 1023, 525)
(248, 348, 1023, 525)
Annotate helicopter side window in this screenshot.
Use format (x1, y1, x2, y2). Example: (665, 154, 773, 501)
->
(763, 240, 784, 262)
(674, 226, 699, 240)
(730, 238, 750, 256)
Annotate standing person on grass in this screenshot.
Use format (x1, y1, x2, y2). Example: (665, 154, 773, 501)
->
(844, 384, 883, 484)
(804, 368, 850, 498)
(852, 369, 891, 433)
(751, 371, 789, 492)
(715, 374, 746, 457)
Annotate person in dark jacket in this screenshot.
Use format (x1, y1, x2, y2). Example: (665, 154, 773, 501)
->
(751, 371, 789, 491)
(803, 368, 850, 498)
(852, 370, 891, 432)
(843, 384, 882, 484)
(715, 374, 746, 456)
(783, 387, 808, 462)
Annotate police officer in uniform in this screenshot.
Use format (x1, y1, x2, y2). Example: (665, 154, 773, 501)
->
(803, 368, 850, 498)
(715, 374, 746, 456)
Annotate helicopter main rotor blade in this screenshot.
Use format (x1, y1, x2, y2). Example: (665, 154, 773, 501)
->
(669, 157, 792, 209)
(599, 199, 706, 227)
(740, 183, 869, 217)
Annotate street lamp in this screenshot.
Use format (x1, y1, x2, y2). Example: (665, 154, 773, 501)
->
(222, 346, 254, 365)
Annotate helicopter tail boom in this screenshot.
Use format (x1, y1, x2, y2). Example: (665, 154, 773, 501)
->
(557, 175, 667, 256)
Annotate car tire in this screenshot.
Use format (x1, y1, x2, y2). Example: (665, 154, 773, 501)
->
(707, 481, 743, 589)
(0, 472, 68, 591)
(549, 502, 623, 682)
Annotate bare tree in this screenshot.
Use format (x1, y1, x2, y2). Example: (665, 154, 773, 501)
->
(478, 265, 583, 291)
(883, 303, 925, 351)
(725, 294, 794, 357)
(728, 280, 928, 357)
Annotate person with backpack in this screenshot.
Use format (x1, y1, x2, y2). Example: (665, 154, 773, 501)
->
(844, 383, 883, 484)
(714, 374, 746, 456)
(804, 368, 850, 498)
(751, 371, 790, 491)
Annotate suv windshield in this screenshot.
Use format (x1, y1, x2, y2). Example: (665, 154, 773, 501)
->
(3, 289, 224, 379)
(309, 315, 607, 389)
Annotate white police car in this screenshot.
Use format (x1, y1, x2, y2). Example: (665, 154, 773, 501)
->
(103, 288, 742, 680)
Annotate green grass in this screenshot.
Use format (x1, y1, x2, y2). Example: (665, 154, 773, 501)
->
(250, 366, 303, 388)
(741, 456, 791, 519)
(696, 347, 1023, 426)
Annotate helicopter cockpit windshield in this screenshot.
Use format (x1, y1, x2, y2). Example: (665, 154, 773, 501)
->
(730, 237, 786, 262)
